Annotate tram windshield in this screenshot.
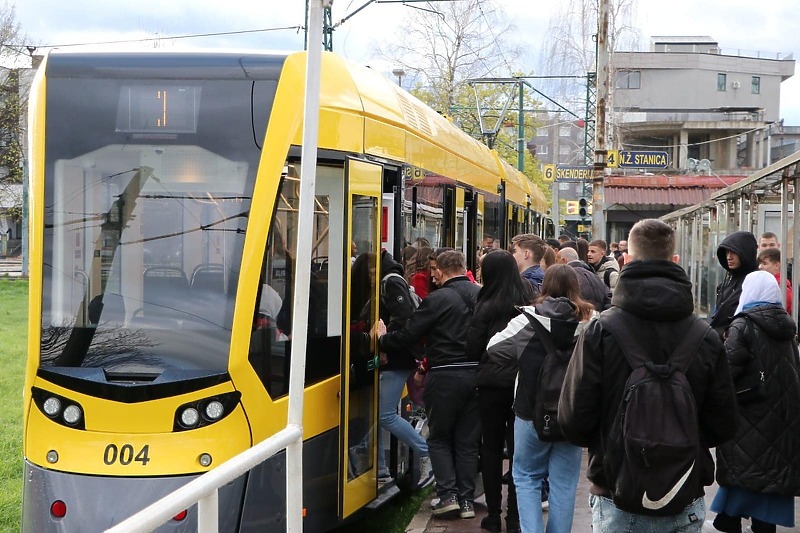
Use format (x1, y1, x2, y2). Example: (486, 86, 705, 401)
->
(39, 57, 280, 384)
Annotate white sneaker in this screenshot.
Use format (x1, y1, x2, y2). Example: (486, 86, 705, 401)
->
(541, 500, 549, 512)
(703, 520, 720, 532)
(417, 457, 434, 489)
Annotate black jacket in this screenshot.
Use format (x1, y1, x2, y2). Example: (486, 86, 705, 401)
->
(558, 259, 738, 498)
(717, 304, 800, 495)
(710, 231, 758, 335)
(569, 260, 612, 311)
(468, 301, 521, 389)
(380, 276, 479, 369)
(515, 298, 581, 420)
(379, 250, 418, 371)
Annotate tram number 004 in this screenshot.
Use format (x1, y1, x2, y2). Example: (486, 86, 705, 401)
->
(103, 444, 151, 466)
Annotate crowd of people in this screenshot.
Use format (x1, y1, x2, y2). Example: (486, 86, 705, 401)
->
(367, 222, 800, 533)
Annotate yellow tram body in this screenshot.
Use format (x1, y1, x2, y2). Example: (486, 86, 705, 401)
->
(23, 49, 552, 532)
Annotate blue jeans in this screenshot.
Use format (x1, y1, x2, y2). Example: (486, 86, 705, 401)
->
(589, 494, 705, 533)
(378, 369, 428, 473)
(512, 417, 581, 533)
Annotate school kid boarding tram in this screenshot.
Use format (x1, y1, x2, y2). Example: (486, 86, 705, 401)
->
(23, 49, 552, 532)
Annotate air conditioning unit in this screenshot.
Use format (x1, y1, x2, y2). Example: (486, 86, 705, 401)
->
(732, 80, 741, 89)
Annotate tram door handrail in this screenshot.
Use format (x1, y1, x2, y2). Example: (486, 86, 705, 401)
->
(104, 425, 303, 533)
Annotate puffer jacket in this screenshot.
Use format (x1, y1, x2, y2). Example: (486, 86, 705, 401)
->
(485, 297, 585, 421)
(716, 303, 800, 495)
(593, 255, 620, 291)
(558, 259, 739, 498)
(710, 231, 758, 335)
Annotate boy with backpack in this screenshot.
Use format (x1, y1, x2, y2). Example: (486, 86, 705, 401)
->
(558, 219, 738, 533)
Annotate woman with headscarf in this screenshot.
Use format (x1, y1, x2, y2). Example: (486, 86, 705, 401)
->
(709, 271, 800, 533)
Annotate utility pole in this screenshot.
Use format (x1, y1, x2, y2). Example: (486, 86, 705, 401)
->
(592, 0, 610, 240)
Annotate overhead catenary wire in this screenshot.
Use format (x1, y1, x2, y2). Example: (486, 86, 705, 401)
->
(11, 25, 302, 50)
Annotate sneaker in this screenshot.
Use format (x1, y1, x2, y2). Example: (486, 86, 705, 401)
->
(416, 456, 434, 489)
(431, 495, 460, 516)
(480, 513, 502, 532)
(459, 500, 475, 519)
(541, 500, 549, 512)
(378, 473, 393, 484)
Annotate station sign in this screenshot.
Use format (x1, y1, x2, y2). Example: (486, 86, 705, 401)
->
(555, 166, 592, 181)
(606, 150, 669, 169)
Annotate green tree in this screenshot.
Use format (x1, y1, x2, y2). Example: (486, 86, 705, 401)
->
(0, 1, 26, 223)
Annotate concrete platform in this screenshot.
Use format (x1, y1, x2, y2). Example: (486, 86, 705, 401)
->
(409, 451, 800, 532)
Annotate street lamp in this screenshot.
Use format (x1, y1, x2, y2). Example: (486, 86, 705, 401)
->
(391, 68, 405, 87)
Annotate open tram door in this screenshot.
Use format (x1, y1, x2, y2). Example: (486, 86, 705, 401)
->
(341, 158, 382, 517)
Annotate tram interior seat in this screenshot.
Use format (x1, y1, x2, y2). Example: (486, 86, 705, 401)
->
(141, 266, 189, 317)
(190, 263, 225, 293)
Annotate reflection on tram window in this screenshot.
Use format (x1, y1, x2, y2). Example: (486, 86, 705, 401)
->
(248, 163, 343, 399)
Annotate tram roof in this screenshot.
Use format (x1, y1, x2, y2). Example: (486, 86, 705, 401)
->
(315, 52, 545, 206)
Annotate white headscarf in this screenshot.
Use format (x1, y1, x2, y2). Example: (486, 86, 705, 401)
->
(734, 270, 782, 315)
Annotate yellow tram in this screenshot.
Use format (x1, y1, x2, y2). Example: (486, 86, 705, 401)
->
(23, 49, 552, 531)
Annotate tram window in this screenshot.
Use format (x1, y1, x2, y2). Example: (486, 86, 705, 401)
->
(249, 163, 344, 399)
(403, 174, 443, 248)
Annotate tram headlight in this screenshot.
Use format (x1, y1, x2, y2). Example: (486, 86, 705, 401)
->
(180, 407, 200, 428)
(46, 450, 59, 464)
(172, 392, 241, 432)
(199, 453, 213, 467)
(43, 397, 62, 417)
(204, 401, 224, 420)
(62, 405, 83, 426)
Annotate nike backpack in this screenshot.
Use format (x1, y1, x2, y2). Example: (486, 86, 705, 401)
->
(600, 312, 710, 516)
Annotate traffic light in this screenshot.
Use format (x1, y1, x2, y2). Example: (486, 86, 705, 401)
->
(578, 197, 588, 218)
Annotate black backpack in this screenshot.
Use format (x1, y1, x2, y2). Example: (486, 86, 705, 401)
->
(522, 309, 576, 442)
(600, 312, 711, 516)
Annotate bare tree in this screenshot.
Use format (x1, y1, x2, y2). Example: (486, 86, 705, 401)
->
(375, 0, 523, 115)
(537, 0, 640, 115)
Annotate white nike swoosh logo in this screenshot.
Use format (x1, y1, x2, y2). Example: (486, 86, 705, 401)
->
(641, 461, 694, 510)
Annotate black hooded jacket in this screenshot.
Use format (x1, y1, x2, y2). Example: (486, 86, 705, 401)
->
(710, 231, 758, 335)
(717, 304, 800, 495)
(559, 259, 738, 497)
(379, 250, 418, 371)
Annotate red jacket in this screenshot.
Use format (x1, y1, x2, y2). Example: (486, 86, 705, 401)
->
(774, 273, 793, 314)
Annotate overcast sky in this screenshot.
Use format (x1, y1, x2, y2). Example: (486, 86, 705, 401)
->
(15, 0, 800, 123)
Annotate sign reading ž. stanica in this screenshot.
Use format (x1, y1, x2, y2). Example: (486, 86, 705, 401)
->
(607, 150, 670, 169)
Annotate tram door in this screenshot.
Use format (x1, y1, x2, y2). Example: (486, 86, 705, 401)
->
(341, 158, 382, 517)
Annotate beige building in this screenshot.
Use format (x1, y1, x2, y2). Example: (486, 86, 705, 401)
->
(612, 36, 794, 173)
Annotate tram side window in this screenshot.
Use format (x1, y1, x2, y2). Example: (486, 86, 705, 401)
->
(249, 163, 344, 399)
(484, 196, 502, 248)
(402, 176, 444, 248)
